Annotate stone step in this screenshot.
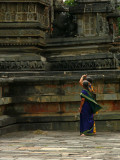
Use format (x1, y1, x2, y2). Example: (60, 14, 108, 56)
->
(1, 113, 120, 135)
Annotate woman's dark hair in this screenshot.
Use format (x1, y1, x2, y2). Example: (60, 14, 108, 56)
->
(86, 76, 92, 84)
(83, 80, 89, 90)
(83, 76, 86, 80)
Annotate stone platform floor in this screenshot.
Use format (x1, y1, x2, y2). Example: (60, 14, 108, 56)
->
(0, 131, 120, 160)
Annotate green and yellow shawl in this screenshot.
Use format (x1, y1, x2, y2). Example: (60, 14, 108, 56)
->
(80, 89, 102, 114)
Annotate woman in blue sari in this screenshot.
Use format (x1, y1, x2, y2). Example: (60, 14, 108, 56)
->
(79, 80, 102, 136)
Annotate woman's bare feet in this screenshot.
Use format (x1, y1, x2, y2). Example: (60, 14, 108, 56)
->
(80, 134, 85, 136)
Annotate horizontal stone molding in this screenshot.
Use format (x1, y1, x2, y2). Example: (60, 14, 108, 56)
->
(70, 2, 114, 14)
(76, 0, 111, 2)
(96, 93, 120, 101)
(1, 93, 120, 105)
(0, 22, 48, 30)
(46, 36, 112, 47)
(0, 29, 45, 38)
(0, 0, 50, 6)
(0, 38, 45, 46)
(94, 112, 120, 121)
(16, 112, 120, 122)
(0, 95, 80, 105)
(0, 70, 120, 83)
(48, 53, 114, 61)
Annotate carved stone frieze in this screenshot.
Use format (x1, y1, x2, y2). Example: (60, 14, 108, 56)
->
(0, 60, 46, 71)
(49, 58, 116, 71)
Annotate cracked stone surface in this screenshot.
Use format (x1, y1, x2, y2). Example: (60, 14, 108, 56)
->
(0, 131, 120, 160)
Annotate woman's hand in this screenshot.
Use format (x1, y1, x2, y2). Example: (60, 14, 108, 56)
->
(79, 98, 85, 113)
(79, 107, 82, 113)
(79, 74, 87, 86)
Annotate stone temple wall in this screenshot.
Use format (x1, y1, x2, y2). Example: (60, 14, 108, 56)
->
(1, 71, 120, 132)
(0, 0, 120, 134)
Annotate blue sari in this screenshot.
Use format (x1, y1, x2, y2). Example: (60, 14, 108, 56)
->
(80, 89, 102, 135)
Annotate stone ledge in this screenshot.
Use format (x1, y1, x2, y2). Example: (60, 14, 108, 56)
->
(0, 22, 47, 30)
(0, 70, 120, 83)
(97, 94, 120, 100)
(0, 113, 120, 134)
(0, 95, 80, 105)
(0, 0, 50, 6)
(16, 114, 80, 123)
(0, 115, 16, 127)
(1, 93, 120, 105)
(96, 120, 120, 132)
(94, 112, 120, 120)
(16, 112, 120, 123)
(46, 36, 112, 47)
(0, 124, 18, 135)
(48, 53, 114, 61)
(0, 114, 80, 134)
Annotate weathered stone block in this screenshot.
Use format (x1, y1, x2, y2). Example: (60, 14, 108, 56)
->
(16, 114, 80, 123)
(95, 120, 120, 132)
(52, 121, 79, 131)
(0, 124, 18, 135)
(70, 2, 113, 14)
(0, 115, 16, 127)
(18, 123, 53, 131)
(23, 103, 60, 114)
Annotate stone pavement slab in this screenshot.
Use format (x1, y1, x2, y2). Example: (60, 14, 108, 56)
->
(0, 131, 120, 160)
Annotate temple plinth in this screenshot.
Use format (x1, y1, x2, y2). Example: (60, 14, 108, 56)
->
(0, 0, 120, 134)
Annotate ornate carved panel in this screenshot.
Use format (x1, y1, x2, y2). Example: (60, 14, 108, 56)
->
(50, 58, 116, 71)
(0, 60, 46, 71)
(0, 2, 49, 27)
(0, 3, 36, 22)
(83, 14, 97, 36)
(0, 1, 50, 46)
